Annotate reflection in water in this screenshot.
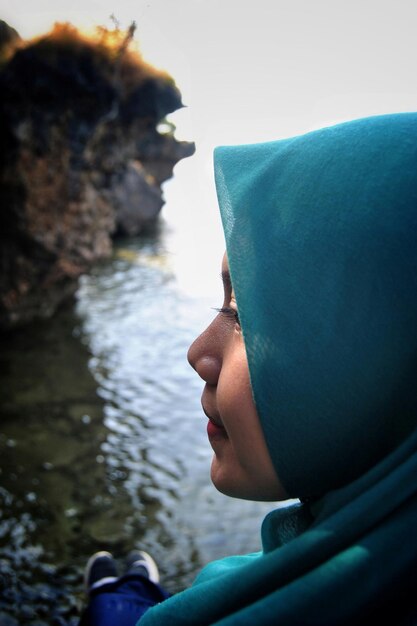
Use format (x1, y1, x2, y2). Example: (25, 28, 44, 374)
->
(0, 306, 107, 624)
(0, 224, 276, 624)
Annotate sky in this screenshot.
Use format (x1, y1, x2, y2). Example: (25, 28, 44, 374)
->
(2, 0, 417, 293)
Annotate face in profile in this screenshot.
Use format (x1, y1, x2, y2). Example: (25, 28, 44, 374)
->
(187, 254, 288, 502)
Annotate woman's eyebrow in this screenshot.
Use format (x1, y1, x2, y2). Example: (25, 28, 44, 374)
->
(221, 270, 232, 291)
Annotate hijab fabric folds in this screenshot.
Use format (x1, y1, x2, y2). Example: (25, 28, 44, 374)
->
(138, 113, 417, 625)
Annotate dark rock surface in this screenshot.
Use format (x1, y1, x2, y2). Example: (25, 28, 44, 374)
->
(0, 22, 194, 330)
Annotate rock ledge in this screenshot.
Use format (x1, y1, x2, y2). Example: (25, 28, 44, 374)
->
(0, 21, 195, 330)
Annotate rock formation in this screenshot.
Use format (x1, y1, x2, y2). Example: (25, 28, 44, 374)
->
(0, 22, 195, 330)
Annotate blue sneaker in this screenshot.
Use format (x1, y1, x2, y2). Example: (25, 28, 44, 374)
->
(84, 551, 118, 592)
(125, 550, 160, 583)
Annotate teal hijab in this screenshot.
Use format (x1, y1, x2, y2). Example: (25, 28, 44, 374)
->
(139, 113, 417, 625)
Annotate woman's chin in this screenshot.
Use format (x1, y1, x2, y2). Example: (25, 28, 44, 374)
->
(210, 456, 286, 502)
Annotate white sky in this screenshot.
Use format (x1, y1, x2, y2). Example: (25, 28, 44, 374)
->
(1, 0, 417, 294)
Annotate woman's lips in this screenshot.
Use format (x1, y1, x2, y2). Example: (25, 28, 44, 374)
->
(207, 418, 227, 440)
(201, 402, 227, 440)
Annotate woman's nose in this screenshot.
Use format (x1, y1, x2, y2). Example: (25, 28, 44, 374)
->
(187, 328, 221, 385)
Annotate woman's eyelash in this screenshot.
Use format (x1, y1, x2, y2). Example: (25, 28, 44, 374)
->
(212, 307, 240, 325)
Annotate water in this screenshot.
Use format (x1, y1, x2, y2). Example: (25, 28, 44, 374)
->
(0, 214, 276, 624)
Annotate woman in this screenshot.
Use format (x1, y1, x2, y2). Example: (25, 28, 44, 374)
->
(82, 112, 417, 625)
